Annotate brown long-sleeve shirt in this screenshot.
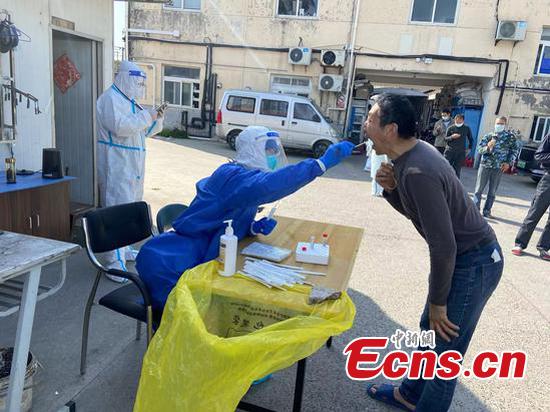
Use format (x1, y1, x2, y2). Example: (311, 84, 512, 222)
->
(383, 141, 496, 305)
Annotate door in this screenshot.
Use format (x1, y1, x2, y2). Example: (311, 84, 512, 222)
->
(53, 30, 99, 208)
(31, 183, 70, 241)
(288, 101, 322, 148)
(256, 98, 290, 145)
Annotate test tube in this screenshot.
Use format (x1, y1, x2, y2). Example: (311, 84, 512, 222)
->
(322, 233, 329, 246)
(309, 236, 315, 249)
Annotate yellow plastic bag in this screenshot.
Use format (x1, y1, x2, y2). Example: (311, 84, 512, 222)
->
(134, 260, 355, 412)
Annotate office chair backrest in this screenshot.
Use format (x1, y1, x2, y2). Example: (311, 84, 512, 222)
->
(156, 203, 188, 234)
(83, 201, 153, 254)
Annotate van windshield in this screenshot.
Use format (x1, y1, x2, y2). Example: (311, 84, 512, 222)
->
(309, 100, 332, 123)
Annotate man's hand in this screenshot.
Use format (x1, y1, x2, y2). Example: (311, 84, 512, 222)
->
(375, 162, 397, 193)
(487, 138, 497, 151)
(451, 133, 461, 140)
(465, 149, 470, 158)
(429, 303, 460, 342)
(501, 162, 510, 172)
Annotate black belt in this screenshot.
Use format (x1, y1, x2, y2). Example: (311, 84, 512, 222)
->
(461, 236, 497, 255)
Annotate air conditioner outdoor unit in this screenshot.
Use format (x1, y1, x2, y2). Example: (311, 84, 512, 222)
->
(496, 21, 527, 41)
(321, 49, 346, 67)
(318, 74, 344, 92)
(288, 47, 312, 65)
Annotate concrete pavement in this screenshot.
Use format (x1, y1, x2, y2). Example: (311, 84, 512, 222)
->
(144, 136, 549, 411)
(1, 135, 547, 411)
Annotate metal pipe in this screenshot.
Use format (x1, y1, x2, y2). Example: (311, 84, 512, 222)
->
(343, 0, 362, 138)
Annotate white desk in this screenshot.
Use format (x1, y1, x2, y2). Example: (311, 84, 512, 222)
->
(0, 231, 79, 412)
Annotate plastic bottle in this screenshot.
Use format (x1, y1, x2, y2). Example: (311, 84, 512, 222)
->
(219, 219, 237, 277)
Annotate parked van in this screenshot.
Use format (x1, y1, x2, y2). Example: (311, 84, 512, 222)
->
(216, 90, 342, 157)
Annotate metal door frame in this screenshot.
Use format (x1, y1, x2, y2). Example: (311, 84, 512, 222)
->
(51, 27, 104, 207)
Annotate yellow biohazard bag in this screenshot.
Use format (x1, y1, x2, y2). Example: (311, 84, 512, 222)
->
(133, 260, 355, 412)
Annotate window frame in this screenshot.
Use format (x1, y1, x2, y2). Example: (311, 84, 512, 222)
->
(259, 98, 289, 118)
(162, 65, 201, 109)
(270, 75, 312, 97)
(226, 96, 257, 114)
(163, 0, 201, 13)
(293, 102, 321, 123)
(535, 40, 550, 77)
(275, 0, 320, 20)
(408, 0, 460, 27)
(531, 116, 550, 143)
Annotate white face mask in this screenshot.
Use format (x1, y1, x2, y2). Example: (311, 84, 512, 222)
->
(495, 124, 506, 133)
(455, 123, 464, 128)
(442, 116, 450, 121)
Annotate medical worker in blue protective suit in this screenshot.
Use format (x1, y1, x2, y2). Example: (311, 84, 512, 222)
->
(136, 126, 355, 309)
(96, 60, 164, 282)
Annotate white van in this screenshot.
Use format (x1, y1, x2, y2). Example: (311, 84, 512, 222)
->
(216, 90, 342, 157)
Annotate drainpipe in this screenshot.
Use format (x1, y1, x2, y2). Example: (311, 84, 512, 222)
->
(343, 0, 361, 138)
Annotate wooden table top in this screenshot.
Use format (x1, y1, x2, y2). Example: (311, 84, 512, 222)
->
(236, 216, 364, 292)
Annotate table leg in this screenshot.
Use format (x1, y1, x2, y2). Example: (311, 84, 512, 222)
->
(6, 266, 42, 412)
(292, 358, 307, 412)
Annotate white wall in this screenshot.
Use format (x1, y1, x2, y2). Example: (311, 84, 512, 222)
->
(0, 0, 113, 170)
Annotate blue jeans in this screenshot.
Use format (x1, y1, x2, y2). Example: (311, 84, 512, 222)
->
(399, 241, 503, 412)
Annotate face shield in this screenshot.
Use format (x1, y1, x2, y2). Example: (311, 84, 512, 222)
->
(264, 134, 287, 171)
(235, 126, 288, 172)
(114, 61, 147, 100)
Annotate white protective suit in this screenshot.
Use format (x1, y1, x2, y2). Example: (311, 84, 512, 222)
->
(234, 126, 288, 172)
(96, 61, 163, 272)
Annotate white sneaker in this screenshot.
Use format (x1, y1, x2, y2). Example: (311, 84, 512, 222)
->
(511, 245, 523, 256)
(105, 273, 129, 283)
(125, 248, 139, 262)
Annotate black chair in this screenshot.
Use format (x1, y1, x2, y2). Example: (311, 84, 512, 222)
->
(80, 201, 157, 375)
(156, 203, 188, 234)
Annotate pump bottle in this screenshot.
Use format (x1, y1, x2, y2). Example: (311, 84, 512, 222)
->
(219, 219, 237, 277)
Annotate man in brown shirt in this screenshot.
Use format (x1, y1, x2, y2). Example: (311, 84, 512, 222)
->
(364, 94, 503, 412)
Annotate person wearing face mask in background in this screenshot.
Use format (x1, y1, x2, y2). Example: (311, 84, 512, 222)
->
(473, 116, 520, 218)
(432, 109, 452, 154)
(136, 126, 354, 309)
(444, 114, 474, 178)
(96, 60, 164, 282)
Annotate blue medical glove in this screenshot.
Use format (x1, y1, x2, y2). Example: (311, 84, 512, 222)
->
(251, 217, 278, 236)
(319, 141, 355, 169)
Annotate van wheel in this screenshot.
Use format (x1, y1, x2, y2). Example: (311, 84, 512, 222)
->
(313, 141, 332, 158)
(227, 130, 240, 150)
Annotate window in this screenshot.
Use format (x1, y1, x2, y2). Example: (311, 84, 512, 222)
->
(260, 99, 289, 117)
(293, 103, 320, 122)
(534, 28, 550, 75)
(164, 0, 201, 11)
(226, 96, 256, 113)
(411, 0, 458, 24)
(530, 116, 550, 143)
(277, 0, 318, 17)
(271, 75, 312, 97)
(163, 65, 201, 108)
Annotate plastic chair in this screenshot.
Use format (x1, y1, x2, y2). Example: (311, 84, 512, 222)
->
(156, 203, 188, 234)
(80, 201, 158, 375)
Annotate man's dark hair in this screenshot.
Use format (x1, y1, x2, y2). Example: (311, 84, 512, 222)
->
(442, 108, 451, 114)
(455, 114, 465, 120)
(375, 94, 417, 139)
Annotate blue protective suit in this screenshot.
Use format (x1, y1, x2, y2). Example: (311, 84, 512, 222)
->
(136, 159, 325, 309)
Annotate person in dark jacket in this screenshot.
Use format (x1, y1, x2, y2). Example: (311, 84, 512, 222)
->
(512, 133, 550, 261)
(444, 114, 474, 178)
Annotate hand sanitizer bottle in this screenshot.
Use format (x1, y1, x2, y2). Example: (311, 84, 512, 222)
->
(219, 219, 237, 277)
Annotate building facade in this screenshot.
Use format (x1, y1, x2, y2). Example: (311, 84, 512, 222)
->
(128, 0, 550, 147)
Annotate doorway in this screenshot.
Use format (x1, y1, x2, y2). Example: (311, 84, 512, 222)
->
(52, 30, 102, 207)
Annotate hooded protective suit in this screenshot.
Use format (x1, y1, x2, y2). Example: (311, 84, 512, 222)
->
(97, 60, 163, 271)
(136, 127, 354, 309)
